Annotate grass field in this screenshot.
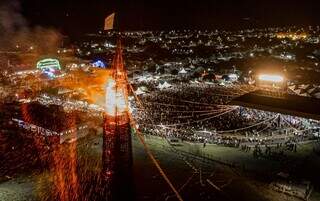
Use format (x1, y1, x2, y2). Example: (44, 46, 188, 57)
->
(1, 132, 319, 201)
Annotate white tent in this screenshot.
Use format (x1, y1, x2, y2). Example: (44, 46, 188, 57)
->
(137, 77, 147, 82)
(293, 89, 302, 95)
(135, 87, 146, 95)
(178, 68, 187, 74)
(137, 75, 156, 83)
(288, 85, 296, 92)
(313, 92, 320, 99)
(157, 81, 172, 90)
(58, 88, 73, 95)
(205, 81, 214, 85)
(307, 87, 316, 94)
(299, 84, 310, 90)
(162, 81, 172, 88)
(300, 93, 309, 97)
(139, 86, 149, 92)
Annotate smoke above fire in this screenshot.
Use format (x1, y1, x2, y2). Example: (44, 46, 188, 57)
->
(0, 0, 62, 68)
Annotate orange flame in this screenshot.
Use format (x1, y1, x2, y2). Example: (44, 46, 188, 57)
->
(105, 77, 128, 117)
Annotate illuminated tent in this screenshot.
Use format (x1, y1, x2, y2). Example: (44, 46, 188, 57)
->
(37, 58, 61, 79)
(178, 68, 187, 74)
(139, 86, 149, 92)
(135, 87, 146, 95)
(313, 92, 320, 99)
(137, 76, 147, 82)
(37, 58, 61, 71)
(300, 84, 310, 90)
(91, 60, 106, 68)
(228, 73, 238, 79)
(157, 81, 172, 90)
(137, 75, 155, 82)
(307, 87, 316, 94)
(293, 89, 302, 95)
(288, 85, 296, 92)
(58, 88, 73, 95)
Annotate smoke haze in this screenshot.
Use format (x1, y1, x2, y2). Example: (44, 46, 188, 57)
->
(0, 0, 63, 68)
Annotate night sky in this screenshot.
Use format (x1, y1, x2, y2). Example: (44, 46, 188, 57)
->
(11, 0, 320, 36)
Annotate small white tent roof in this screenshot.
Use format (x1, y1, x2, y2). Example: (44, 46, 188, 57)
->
(299, 84, 310, 90)
(294, 89, 302, 94)
(135, 87, 146, 95)
(300, 93, 309, 97)
(137, 77, 147, 82)
(157, 81, 172, 90)
(307, 87, 316, 94)
(313, 92, 320, 99)
(162, 81, 172, 88)
(288, 85, 296, 91)
(178, 68, 187, 74)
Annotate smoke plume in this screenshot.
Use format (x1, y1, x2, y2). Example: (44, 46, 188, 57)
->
(0, 0, 63, 68)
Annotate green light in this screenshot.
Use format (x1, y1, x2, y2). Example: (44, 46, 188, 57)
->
(37, 58, 61, 70)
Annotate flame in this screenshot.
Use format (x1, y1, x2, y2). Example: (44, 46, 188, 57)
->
(105, 77, 128, 116)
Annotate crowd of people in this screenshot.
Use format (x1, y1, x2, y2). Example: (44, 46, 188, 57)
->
(132, 82, 320, 148)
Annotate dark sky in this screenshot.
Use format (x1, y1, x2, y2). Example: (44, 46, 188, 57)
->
(18, 0, 320, 36)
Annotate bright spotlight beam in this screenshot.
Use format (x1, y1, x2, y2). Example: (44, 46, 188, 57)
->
(258, 74, 284, 83)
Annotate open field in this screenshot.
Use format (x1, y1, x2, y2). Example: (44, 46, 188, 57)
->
(1, 132, 319, 201)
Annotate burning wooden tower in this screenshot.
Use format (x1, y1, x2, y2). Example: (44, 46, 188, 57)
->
(102, 39, 133, 201)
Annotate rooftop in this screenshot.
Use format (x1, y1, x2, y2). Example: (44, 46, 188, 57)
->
(230, 90, 320, 121)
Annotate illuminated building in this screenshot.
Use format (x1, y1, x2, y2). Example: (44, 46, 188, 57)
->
(37, 58, 62, 79)
(102, 39, 133, 201)
(258, 74, 284, 83)
(91, 59, 107, 68)
(256, 73, 287, 92)
(37, 58, 61, 71)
